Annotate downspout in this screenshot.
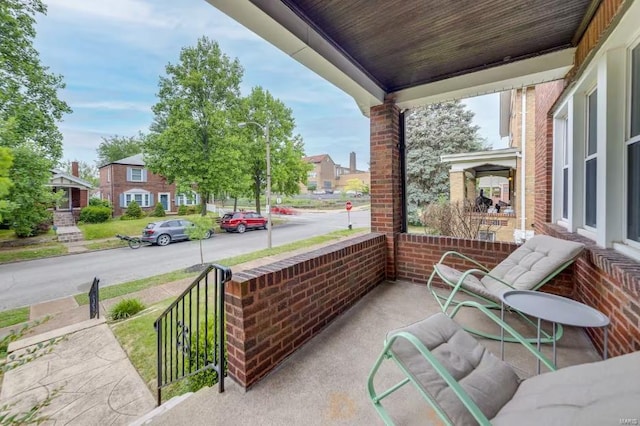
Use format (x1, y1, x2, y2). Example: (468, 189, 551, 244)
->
(520, 87, 527, 232)
(399, 110, 407, 233)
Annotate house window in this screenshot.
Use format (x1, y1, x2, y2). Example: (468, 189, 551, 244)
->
(627, 44, 640, 243)
(124, 192, 151, 207)
(127, 167, 146, 182)
(585, 89, 597, 228)
(176, 192, 199, 206)
(560, 116, 569, 220)
(107, 168, 111, 183)
(477, 231, 496, 242)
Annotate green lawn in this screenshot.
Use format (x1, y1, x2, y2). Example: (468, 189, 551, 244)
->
(0, 245, 67, 264)
(78, 215, 206, 240)
(0, 307, 29, 329)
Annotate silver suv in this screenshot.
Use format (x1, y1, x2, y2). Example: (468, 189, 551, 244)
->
(141, 219, 213, 246)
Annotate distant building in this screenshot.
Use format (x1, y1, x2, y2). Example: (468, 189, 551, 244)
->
(48, 161, 93, 222)
(302, 151, 369, 193)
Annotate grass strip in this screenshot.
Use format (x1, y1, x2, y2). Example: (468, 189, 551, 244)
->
(0, 307, 29, 329)
(75, 227, 367, 305)
(0, 245, 67, 264)
(84, 239, 128, 250)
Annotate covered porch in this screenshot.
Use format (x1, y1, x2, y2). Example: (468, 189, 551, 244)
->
(147, 0, 640, 422)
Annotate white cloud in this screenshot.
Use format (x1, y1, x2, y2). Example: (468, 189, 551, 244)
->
(46, 0, 176, 28)
(73, 101, 152, 113)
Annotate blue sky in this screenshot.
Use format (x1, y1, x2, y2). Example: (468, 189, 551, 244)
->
(34, 0, 503, 170)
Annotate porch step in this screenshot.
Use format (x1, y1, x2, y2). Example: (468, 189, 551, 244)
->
(55, 226, 84, 243)
(53, 211, 76, 227)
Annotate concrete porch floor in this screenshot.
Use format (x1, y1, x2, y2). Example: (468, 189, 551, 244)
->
(147, 280, 602, 425)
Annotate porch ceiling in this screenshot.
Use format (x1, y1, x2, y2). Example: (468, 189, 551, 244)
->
(205, 0, 600, 113)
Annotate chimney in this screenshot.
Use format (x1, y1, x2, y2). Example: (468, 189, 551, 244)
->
(349, 152, 356, 173)
(71, 161, 79, 177)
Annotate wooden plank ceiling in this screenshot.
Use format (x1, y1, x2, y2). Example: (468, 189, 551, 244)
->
(276, 0, 598, 92)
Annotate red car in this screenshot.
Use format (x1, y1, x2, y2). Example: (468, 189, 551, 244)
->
(271, 205, 298, 215)
(220, 211, 268, 233)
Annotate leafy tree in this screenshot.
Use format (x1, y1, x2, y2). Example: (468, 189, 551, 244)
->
(405, 101, 486, 223)
(0, 147, 14, 222)
(58, 160, 99, 186)
(0, 0, 71, 160)
(185, 216, 213, 265)
(145, 37, 244, 216)
(238, 87, 311, 213)
(1, 0, 71, 236)
(344, 178, 365, 193)
(96, 133, 145, 166)
(6, 144, 57, 237)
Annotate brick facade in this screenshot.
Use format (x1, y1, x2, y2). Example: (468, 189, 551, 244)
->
(370, 100, 403, 279)
(99, 163, 177, 216)
(225, 233, 386, 388)
(533, 80, 565, 226)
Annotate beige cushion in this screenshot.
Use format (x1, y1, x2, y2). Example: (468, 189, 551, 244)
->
(434, 263, 500, 303)
(492, 351, 640, 425)
(481, 235, 584, 298)
(388, 313, 520, 424)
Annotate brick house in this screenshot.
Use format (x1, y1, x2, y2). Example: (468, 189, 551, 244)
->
(200, 0, 640, 390)
(99, 154, 201, 217)
(441, 87, 537, 243)
(49, 161, 93, 222)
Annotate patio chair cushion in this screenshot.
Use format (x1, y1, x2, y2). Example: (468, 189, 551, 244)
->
(433, 263, 500, 303)
(480, 235, 584, 298)
(491, 351, 640, 425)
(388, 313, 520, 424)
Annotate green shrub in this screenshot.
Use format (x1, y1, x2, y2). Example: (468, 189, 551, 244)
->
(122, 200, 144, 220)
(186, 205, 198, 215)
(88, 197, 111, 208)
(186, 325, 222, 392)
(79, 205, 112, 223)
(109, 298, 145, 320)
(177, 204, 188, 215)
(152, 202, 166, 217)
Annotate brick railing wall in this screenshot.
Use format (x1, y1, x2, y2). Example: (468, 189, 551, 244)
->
(538, 223, 640, 357)
(225, 233, 387, 388)
(396, 233, 574, 297)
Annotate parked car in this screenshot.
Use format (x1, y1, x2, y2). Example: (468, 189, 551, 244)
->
(220, 211, 268, 233)
(141, 219, 213, 246)
(271, 205, 298, 215)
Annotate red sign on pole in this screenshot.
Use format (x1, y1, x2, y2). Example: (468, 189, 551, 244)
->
(346, 201, 353, 211)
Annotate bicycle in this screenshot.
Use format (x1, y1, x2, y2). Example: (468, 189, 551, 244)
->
(115, 233, 143, 249)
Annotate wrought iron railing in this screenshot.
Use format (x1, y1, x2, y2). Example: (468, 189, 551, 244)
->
(154, 264, 232, 405)
(89, 277, 100, 319)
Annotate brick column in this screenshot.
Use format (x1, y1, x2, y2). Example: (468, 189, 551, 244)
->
(370, 99, 402, 279)
(449, 171, 465, 203)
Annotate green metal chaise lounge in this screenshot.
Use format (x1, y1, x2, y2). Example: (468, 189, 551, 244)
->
(426, 234, 585, 342)
(367, 307, 640, 425)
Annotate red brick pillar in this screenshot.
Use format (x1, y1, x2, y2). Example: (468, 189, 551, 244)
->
(370, 99, 402, 279)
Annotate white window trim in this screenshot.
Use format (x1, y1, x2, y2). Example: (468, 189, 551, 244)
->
(130, 168, 144, 182)
(176, 192, 199, 206)
(624, 39, 640, 247)
(124, 191, 151, 208)
(583, 87, 598, 231)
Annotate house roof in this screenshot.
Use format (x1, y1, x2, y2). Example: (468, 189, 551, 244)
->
(205, 0, 603, 114)
(441, 148, 520, 173)
(104, 153, 145, 167)
(49, 169, 94, 189)
(303, 154, 332, 164)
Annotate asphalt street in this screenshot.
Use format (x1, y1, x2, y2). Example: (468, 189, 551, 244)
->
(0, 210, 370, 310)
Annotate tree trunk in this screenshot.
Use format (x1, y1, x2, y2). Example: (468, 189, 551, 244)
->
(200, 191, 208, 216)
(233, 196, 238, 212)
(254, 178, 261, 214)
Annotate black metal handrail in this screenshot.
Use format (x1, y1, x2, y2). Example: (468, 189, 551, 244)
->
(154, 264, 232, 405)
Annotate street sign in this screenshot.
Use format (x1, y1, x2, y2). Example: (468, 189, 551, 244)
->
(346, 201, 353, 211)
